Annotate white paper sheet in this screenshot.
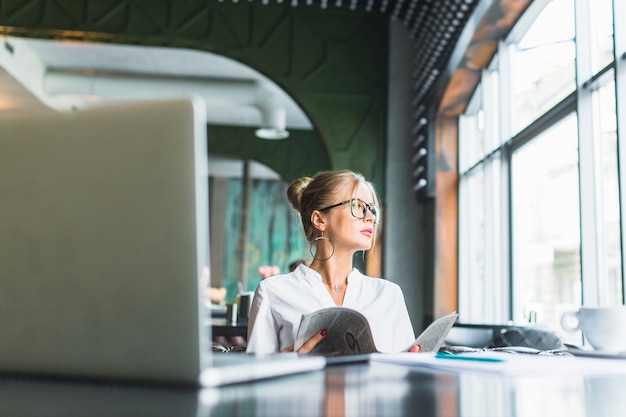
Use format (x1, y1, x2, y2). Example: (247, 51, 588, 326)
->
(370, 351, 626, 376)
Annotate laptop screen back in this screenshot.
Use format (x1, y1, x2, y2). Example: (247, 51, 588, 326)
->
(0, 98, 210, 385)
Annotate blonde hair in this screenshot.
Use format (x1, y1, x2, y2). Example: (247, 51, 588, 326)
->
(286, 170, 379, 244)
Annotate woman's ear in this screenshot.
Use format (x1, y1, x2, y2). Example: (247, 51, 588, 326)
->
(310, 210, 326, 232)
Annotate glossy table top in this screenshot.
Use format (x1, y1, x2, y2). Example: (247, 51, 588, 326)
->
(2, 359, 625, 417)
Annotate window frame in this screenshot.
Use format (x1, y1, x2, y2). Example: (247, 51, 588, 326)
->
(456, 0, 625, 329)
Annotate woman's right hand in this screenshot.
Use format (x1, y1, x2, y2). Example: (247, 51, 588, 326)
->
(280, 329, 327, 353)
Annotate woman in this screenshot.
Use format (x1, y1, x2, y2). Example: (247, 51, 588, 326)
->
(246, 170, 419, 354)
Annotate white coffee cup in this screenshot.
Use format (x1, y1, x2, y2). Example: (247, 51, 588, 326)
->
(561, 306, 626, 352)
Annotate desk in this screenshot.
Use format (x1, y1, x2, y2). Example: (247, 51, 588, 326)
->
(2, 360, 625, 416)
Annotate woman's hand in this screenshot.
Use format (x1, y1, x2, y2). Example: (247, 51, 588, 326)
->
(408, 344, 421, 353)
(280, 329, 327, 353)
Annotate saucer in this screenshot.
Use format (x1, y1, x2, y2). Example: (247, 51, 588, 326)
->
(566, 345, 626, 359)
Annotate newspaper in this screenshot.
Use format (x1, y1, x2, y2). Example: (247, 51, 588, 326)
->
(294, 307, 458, 355)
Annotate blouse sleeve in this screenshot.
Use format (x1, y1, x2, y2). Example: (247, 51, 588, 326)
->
(246, 282, 280, 354)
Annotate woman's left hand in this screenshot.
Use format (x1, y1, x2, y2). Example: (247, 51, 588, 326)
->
(408, 344, 421, 353)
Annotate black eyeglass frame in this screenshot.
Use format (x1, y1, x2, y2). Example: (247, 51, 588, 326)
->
(318, 198, 380, 224)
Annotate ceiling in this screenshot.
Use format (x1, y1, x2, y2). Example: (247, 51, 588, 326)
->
(0, 0, 477, 128)
(0, 35, 302, 178)
(0, 36, 312, 136)
(0, 0, 478, 181)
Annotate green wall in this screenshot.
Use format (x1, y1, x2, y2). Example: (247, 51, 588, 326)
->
(0, 0, 390, 196)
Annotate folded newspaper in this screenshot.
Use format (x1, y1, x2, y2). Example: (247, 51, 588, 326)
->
(294, 307, 458, 355)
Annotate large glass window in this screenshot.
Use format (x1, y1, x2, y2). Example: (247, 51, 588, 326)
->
(587, 0, 614, 75)
(459, 166, 485, 321)
(457, 0, 623, 345)
(589, 75, 623, 305)
(459, 154, 505, 324)
(459, 85, 485, 173)
(511, 114, 581, 330)
(508, 0, 575, 135)
(459, 70, 506, 323)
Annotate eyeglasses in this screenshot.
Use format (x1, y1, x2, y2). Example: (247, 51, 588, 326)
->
(319, 198, 380, 224)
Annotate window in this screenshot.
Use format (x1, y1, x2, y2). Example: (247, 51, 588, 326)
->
(511, 114, 581, 328)
(459, 73, 506, 324)
(458, 0, 624, 344)
(587, 0, 614, 75)
(586, 73, 622, 305)
(507, 0, 575, 136)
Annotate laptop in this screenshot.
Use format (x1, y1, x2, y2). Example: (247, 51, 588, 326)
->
(0, 98, 325, 387)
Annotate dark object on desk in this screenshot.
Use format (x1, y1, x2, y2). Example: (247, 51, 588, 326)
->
(445, 323, 565, 351)
(491, 327, 565, 351)
(441, 343, 573, 357)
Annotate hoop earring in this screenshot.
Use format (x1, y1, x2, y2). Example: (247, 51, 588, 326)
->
(310, 234, 334, 261)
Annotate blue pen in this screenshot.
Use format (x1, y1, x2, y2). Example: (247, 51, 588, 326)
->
(435, 352, 505, 363)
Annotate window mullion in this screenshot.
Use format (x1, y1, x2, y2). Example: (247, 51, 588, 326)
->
(498, 39, 513, 321)
(614, 0, 626, 303)
(576, 0, 600, 306)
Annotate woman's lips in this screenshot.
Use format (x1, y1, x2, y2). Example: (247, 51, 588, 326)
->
(361, 228, 374, 238)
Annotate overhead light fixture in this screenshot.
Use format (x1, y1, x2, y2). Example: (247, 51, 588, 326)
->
(255, 127, 289, 140)
(255, 106, 289, 140)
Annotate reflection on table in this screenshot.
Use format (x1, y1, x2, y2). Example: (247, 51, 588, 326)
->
(2, 360, 626, 417)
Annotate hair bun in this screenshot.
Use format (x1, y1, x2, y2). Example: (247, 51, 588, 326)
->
(287, 177, 312, 212)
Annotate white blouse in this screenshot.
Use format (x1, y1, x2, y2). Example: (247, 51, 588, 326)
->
(246, 264, 416, 355)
